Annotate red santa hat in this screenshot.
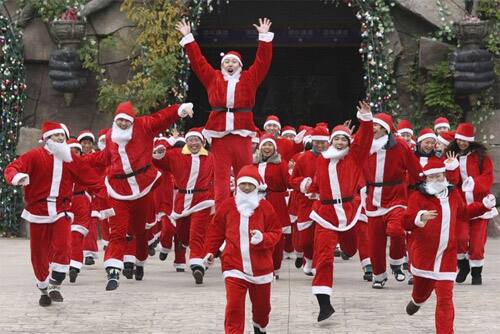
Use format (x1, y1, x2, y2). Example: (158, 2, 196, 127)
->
(420, 160, 446, 176)
(455, 123, 475, 142)
(263, 115, 281, 129)
(114, 101, 136, 123)
(220, 51, 243, 66)
(41, 121, 66, 141)
(434, 117, 451, 131)
(298, 125, 311, 133)
(98, 128, 109, 142)
(77, 130, 95, 143)
(60, 123, 71, 139)
(437, 130, 456, 146)
(315, 122, 329, 129)
(185, 127, 204, 141)
(310, 126, 330, 142)
(373, 113, 395, 133)
(397, 119, 413, 136)
(417, 128, 437, 143)
(330, 125, 352, 142)
(259, 133, 277, 149)
(67, 138, 82, 151)
(236, 165, 264, 188)
(281, 125, 297, 136)
(153, 137, 171, 150)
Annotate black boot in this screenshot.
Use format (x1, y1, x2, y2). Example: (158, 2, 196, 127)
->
(159, 252, 168, 261)
(455, 259, 470, 283)
(48, 279, 64, 302)
(123, 262, 134, 279)
(315, 294, 335, 322)
(471, 266, 482, 285)
(406, 300, 420, 315)
(148, 244, 156, 256)
(363, 264, 373, 282)
(69, 267, 80, 283)
(294, 257, 303, 269)
(105, 267, 120, 291)
(135, 265, 144, 281)
(84, 256, 95, 266)
(334, 247, 341, 257)
(340, 251, 350, 261)
(38, 288, 52, 307)
(191, 265, 205, 285)
(391, 264, 406, 282)
(254, 325, 266, 334)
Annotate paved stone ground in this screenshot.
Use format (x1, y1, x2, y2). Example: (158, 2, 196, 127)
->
(0, 238, 499, 333)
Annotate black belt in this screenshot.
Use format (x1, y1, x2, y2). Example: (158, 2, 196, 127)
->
(113, 164, 151, 179)
(178, 188, 208, 194)
(366, 180, 403, 187)
(321, 196, 353, 205)
(211, 107, 252, 113)
(73, 191, 86, 196)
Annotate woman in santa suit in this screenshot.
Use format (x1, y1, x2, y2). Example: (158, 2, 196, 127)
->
(253, 133, 291, 279)
(176, 17, 273, 208)
(306, 101, 373, 323)
(203, 165, 281, 334)
(403, 159, 495, 333)
(444, 123, 497, 285)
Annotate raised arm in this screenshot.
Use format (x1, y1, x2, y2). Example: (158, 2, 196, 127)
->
(247, 18, 274, 84)
(349, 101, 374, 161)
(143, 103, 193, 137)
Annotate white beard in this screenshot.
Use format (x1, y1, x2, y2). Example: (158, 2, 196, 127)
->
(424, 180, 449, 196)
(222, 67, 242, 81)
(235, 188, 260, 217)
(97, 141, 106, 151)
(45, 139, 73, 162)
(370, 135, 389, 154)
(322, 146, 349, 160)
(111, 122, 133, 145)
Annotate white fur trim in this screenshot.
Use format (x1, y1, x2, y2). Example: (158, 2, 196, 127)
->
(250, 230, 263, 245)
(299, 177, 312, 194)
(12, 173, 29, 186)
(455, 133, 474, 142)
(223, 269, 274, 284)
(282, 225, 291, 234)
(434, 122, 450, 131)
(259, 137, 277, 149)
(263, 120, 281, 129)
(253, 322, 267, 332)
(469, 259, 485, 267)
(365, 205, 407, 217)
(123, 255, 136, 263)
(414, 210, 427, 228)
(21, 209, 74, 224)
(297, 220, 314, 231)
(104, 258, 124, 270)
(437, 135, 450, 146)
(281, 130, 296, 136)
(170, 200, 215, 220)
(373, 118, 390, 133)
(71, 224, 89, 236)
(77, 132, 95, 142)
(179, 33, 195, 47)
(417, 133, 437, 143)
(311, 135, 329, 141)
(237, 176, 259, 187)
(422, 167, 446, 176)
(104, 171, 161, 201)
(397, 129, 413, 136)
(50, 262, 69, 273)
(361, 258, 371, 267)
(114, 113, 134, 123)
(202, 128, 256, 139)
(388, 257, 405, 266)
(258, 32, 274, 42)
(42, 128, 65, 140)
(70, 260, 83, 270)
(100, 208, 116, 219)
(310, 207, 361, 232)
(411, 265, 456, 281)
(185, 131, 203, 141)
(312, 285, 333, 295)
(221, 53, 242, 66)
(189, 258, 205, 268)
(330, 130, 351, 142)
(357, 110, 373, 122)
(68, 142, 82, 150)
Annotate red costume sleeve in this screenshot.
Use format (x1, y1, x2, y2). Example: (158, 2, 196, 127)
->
(403, 191, 423, 231)
(4, 150, 34, 185)
(254, 201, 282, 250)
(403, 141, 423, 182)
(471, 155, 494, 194)
(289, 157, 307, 192)
(247, 40, 273, 85)
(142, 104, 181, 138)
(349, 116, 373, 162)
(455, 190, 489, 218)
(81, 149, 110, 170)
(204, 204, 228, 256)
(68, 154, 108, 205)
(184, 40, 217, 89)
(152, 149, 176, 174)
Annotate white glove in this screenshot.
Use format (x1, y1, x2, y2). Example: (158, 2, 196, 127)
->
(250, 230, 263, 245)
(462, 176, 475, 192)
(482, 194, 496, 209)
(294, 129, 307, 144)
(203, 253, 214, 268)
(12, 173, 30, 186)
(178, 103, 194, 118)
(306, 193, 319, 200)
(300, 177, 312, 194)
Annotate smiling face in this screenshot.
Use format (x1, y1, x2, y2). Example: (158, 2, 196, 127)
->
(116, 118, 132, 130)
(435, 126, 449, 135)
(419, 138, 436, 154)
(238, 182, 256, 194)
(399, 132, 412, 144)
(80, 138, 94, 154)
(456, 139, 470, 152)
(312, 140, 329, 153)
(186, 136, 202, 154)
(331, 135, 349, 150)
(221, 58, 241, 75)
(260, 141, 275, 158)
(264, 123, 280, 136)
(373, 124, 388, 139)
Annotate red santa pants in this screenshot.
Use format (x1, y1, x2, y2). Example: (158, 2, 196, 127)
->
(283, 233, 294, 253)
(368, 208, 406, 280)
(291, 222, 303, 256)
(272, 236, 285, 271)
(30, 217, 71, 289)
(104, 192, 154, 270)
(457, 218, 488, 267)
(224, 277, 271, 334)
(159, 216, 176, 253)
(298, 222, 316, 261)
(83, 217, 99, 259)
(176, 208, 212, 268)
(312, 224, 357, 294)
(211, 135, 252, 207)
(412, 276, 454, 334)
(356, 221, 371, 267)
(70, 195, 91, 269)
(100, 219, 110, 246)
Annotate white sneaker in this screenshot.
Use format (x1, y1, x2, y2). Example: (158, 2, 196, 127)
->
(303, 258, 314, 276)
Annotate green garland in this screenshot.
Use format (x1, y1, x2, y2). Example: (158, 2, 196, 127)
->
(0, 1, 27, 236)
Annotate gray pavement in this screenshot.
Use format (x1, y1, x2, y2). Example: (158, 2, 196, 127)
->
(0, 237, 499, 333)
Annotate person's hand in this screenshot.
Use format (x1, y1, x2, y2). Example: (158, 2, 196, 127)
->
(18, 175, 29, 186)
(253, 18, 272, 34)
(203, 253, 214, 267)
(178, 103, 194, 118)
(250, 230, 263, 245)
(421, 210, 438, 224)
(483, 194, 496, 209)
(343, 119, 356, 133)
(175, 19, 191, 37)
(357, 101, 371, 115)
(445, 151, 457, 165)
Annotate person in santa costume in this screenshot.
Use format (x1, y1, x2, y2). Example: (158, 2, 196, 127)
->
(403, 159, 495, 333)
(397, 119, 416, 150)
(434, 117, 451, 135)
(153, 127, 215, 284)
(435, 131, 456, 159)
(84, 100, 194, 290)
(363, 113, 422, 288)
(262, 115, 304, 163)
(96, 128, 111, 250)
(203, 165, 281, 334)
(444, 123, 497, 285)
(305, 101, 373, 323)
(4, 122, 107, 306)
(281, 125, 297, 140)
(176, 18, 273, 208)
(253, 133, 291, 279)
(290, 125, 330, 276)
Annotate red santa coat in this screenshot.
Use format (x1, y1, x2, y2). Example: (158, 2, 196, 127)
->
(363, 136, 422, 217)
(403, 188, 488, 280)
(70, 181, 92, 235)
(287, 152, 303, 222)
(87, 105, 180, 201)
(154, 146, 214, 219)
(276, 137, 303, 162)
(289, 150, 322, 230)
(254, 153, 291, 232)
(153, 172, 174, 221)
(309, 114, 373, 231)
(4, 147, 105, 223)
(180, 33, 273, 139)
(205, 197, 281, 284)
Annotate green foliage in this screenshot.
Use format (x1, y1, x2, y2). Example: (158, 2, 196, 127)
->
(17, 0, 86, 22)
(477, 0, 500, 56)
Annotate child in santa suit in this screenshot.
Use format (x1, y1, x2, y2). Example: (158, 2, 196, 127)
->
(306, 101, 373, 322)
(434, 117, 451, 135)
(445, 123, 497, 285)
(4, 122, 107, 306)
(253, 133, 291, 279)
(363, 113, 422, 288)
(84, 101, 194, 290)
(176, 18, 273, 208)
(397, 119, 416, 151)
(403, 160, 495, 333)
(153, 128, 215, 284)
(203, 165, 281, 334)
(262, 115, 304, 163)
(289, 126, 330, 275)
